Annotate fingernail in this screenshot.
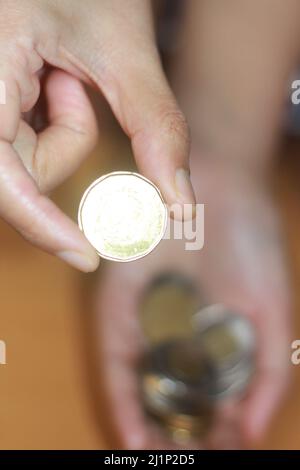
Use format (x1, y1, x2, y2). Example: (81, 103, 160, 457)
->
(175, 168, 196, 203)
(174, 168, 196, 219)
(57, 250, 99, 272)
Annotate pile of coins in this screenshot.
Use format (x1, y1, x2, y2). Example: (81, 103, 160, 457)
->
(192, 304, 255, 400)
(139, 274, 255, 442)
(141, 338, 214, 440)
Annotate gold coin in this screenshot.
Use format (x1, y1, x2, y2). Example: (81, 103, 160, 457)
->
(78, 172, 167, 262)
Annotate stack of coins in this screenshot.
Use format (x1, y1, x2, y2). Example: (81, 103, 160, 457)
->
(139, 274, 255, 442)
(192, 304, 255, 400)
(141, 339, 214, 441)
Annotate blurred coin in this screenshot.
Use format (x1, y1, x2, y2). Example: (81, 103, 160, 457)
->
(140, 339, 213, 439)
(163, 339, 211, 387)
(163, 411, 211, 444)
(192, 304, 255, 400)
(140, 273, 200, 344)
(78, 172, 167, 261)
(139, 274, 256, 441)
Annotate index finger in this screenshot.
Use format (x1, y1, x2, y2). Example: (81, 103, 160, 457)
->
(0, 71, 99, 272)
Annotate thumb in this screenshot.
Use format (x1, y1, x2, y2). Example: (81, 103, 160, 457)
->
(119, 60, 196, 212)
(102, 54, 196, 213)
(62, 2, 195, 214)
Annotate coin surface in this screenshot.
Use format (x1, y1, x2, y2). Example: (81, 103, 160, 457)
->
(78, 172, 167, 261)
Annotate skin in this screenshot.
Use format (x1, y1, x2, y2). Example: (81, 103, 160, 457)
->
(0, 0, 195, 272)
(94, 0, 300, 449)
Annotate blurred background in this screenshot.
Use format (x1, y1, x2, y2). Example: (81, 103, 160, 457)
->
(1, 0, 300, 450)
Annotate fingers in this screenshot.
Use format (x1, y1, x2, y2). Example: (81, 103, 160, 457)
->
(214, 295, 291, 449)
(14, 70, 98, 193)
(0, 73, 99, 272)
(242, 297, 292, 444)
(243, 371, 290, 445)
(0, 141, 99, 271)
(207, 401, 243, 450)
(64, 0, 195, 215)
(197, 206, 292, 449)
(33, 70, 98, 193)
(207, 304, 291, 449)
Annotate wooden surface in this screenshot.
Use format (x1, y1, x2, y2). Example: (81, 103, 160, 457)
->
(0, 133, 300, 449)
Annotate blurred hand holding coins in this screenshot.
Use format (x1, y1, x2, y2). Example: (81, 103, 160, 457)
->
(78, 172, 167, 262)
(139, 274, 256, 444)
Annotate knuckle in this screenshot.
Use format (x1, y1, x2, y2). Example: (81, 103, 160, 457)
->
(159, 107, 190, 147)
(19, 225, 39, 245)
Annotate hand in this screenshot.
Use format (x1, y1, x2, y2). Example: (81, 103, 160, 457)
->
(93, 164, 291, 449)
(0, 0, 195, 271)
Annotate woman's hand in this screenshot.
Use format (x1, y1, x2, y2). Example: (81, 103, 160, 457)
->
(0, 0, 195, 271)
(93, 165, 291, 449)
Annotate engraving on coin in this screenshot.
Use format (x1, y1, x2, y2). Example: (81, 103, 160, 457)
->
(78, 172, 167, 262)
